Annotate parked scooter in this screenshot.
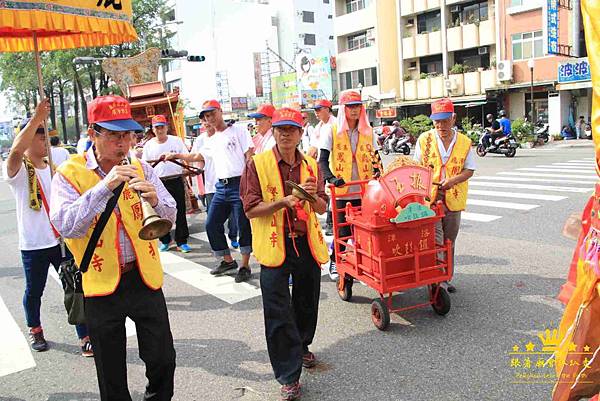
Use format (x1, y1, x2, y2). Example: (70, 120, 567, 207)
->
(476, 129, 517, 158)
(381, 135, 411, 155)
(535, 119, 549, 143)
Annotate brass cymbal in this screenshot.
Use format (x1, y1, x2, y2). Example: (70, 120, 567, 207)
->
(285, 181, 317, 203)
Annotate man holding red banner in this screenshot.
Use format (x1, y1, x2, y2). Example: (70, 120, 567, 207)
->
(241, 107, 329, 401)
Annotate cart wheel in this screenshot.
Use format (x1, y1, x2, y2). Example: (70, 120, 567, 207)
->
(371, 298, 390, 330)
(431, 286, 451, 316)
(336, 276, 353, 301)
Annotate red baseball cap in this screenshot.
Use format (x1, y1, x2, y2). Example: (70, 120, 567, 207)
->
(248, 104, 275, 119)
(430, 98, 455, 121)
(152, 114, 168, 127)
(339, 90, 363, 106)
(272, 107, 303, 128)
(313, 99, 333, 110)
(88, 95, 143, 132)
(199, 99, 221, 118)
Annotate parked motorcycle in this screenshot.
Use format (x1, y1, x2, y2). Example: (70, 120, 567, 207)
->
(535, 120, 549, 143)
(476, 130, 517, 158)
(381, 135, 410, 155)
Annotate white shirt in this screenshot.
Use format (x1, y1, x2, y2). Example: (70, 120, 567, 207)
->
(76, 136, 90, 155)
(50, 146, 70, 166)
(142, 135, 190, 178)
(192, 133, 217, 194)
(4, 162, 59, 250)
(413, 129, 477, 180)
(198, 125, 252, 180)
(302, 125, 314, 153)
(312, 115, 336, 149)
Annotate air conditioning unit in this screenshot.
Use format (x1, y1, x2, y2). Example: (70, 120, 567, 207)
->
(450, 5, 460, 12)
(298, 33, 306, 39)
(445, 78, 457, 91)
(478, 46, 488, 55)
(366, 29, 374, 39)
(296, 10, 304, 17)
(496, 59, 513, 81)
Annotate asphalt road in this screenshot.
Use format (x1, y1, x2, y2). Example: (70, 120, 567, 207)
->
(0, 140, 595, 401)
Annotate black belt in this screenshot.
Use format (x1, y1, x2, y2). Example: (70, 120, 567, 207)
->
(218, 176, 241, 185)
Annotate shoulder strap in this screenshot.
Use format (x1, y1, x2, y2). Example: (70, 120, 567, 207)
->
(79, 182, 125, 273)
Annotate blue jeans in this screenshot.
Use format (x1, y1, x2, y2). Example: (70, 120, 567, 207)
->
(205, 180, 252, 257)
(206, 192, 238, 242)
(21, 245, 88, 339)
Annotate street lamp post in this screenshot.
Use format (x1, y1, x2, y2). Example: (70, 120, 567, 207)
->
(527, 58, 535, 140)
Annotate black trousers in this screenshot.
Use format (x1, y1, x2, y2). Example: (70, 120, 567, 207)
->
(260, 236, 321, 385)
(85, 269, 176, 401)
(160, 177, 189, 246)
(331, 198, 361, 261)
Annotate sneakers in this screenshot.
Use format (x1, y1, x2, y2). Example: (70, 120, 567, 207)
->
(230, 241, 239, 249)
(328, 260, 338, 281)
(210, 260, 238, 275)
(29, 327, 48, 352)
(235, 267, 252, 283)
(80, 336, 94, 357)
(177, 244, 191, 253)
(280, 382, 301, 401)
(159, 243, 170, 252)
(302, 351, 317, 368)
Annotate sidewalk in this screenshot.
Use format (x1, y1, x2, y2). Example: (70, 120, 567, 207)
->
(546, 139, 594, 149)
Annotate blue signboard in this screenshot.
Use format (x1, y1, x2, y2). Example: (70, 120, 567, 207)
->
(547, 0, 559, 55)
(557, 58, 591, 83)
(192, 124, 202, 130)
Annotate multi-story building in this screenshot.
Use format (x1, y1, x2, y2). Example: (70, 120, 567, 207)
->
(493, 0, 588, 136)
(334, 0, 587, 134)
(333, 0, 401, 120)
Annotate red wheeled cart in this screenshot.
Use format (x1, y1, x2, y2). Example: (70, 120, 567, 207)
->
(330, 163, 453, 330)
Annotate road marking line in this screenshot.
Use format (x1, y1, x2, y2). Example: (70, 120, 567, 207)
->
(473, 175, 596, 185)
(563, 161, 596, 164)
(160, 251, 262, 304)
(469, 181, 592, 193)
(462, 212, 502, 222)
(515, 168, 597, 176)
(498, 172, 597, 180)
(189, 232, 240, 253)
(48, 268, 137, 337)
(532, 165, 596, 171)
(551, 163, 596, 167)
(466, 198, 539, 210)
(0, 295, 36, 377)
(468, 189, 566, 201)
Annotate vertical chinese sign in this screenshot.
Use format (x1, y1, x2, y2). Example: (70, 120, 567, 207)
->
(546, 0, 559, 55)
(253, 52, 264, 97)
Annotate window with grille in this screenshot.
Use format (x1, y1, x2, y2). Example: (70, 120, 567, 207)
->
(340, 67, 377, 90)
(347, 31, 369, 51)
(345, 0, 366, 14)
(302, 11, 315, 23)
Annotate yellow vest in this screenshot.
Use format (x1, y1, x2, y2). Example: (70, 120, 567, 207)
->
(329, 125, 374, 194)
(57, 155, 164, 297)
(251, 149, 329, 267)
(418, 130, 471, 211)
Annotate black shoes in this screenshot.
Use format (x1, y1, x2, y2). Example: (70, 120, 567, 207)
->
(210, 260, 238, 275)
(235, 267, 252, 283)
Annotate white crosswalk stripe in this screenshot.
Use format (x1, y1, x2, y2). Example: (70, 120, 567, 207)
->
(462, 212, 502, 222)
(0, 295, 36, 377)
(466, 199, 539, 210)
(469, 181, 592, 193)
(474, 175, 596, 185)
(535, 164, 596, 170)
(497, 172, 597, 180)
(468, 189, 566, 201)
(517, 167, 595, 174)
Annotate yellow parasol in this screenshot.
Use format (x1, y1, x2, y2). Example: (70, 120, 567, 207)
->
(0, 0, 138, 169)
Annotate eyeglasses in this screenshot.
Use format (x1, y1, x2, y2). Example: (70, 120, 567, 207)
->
(94, 129, 133, 142)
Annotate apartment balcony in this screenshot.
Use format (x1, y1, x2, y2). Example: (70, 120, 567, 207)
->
(462, 23, 479, 49)
(336, 46, 378, 73)
(447, 26, 463, 52)
(415, 33, 429, 57)
(417, 77, 431, 99)
(402, 36, 416, 59)
(479, 19, 495, 46)
(401, 0, 440, 16)
(464, 71, 481, 95)
(480, 68, 497, 92)
(428, 30, 442, 54)
(430, 75, 445, 98)
(404, 79, 417, 100)
(334, 3, 376, 38)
